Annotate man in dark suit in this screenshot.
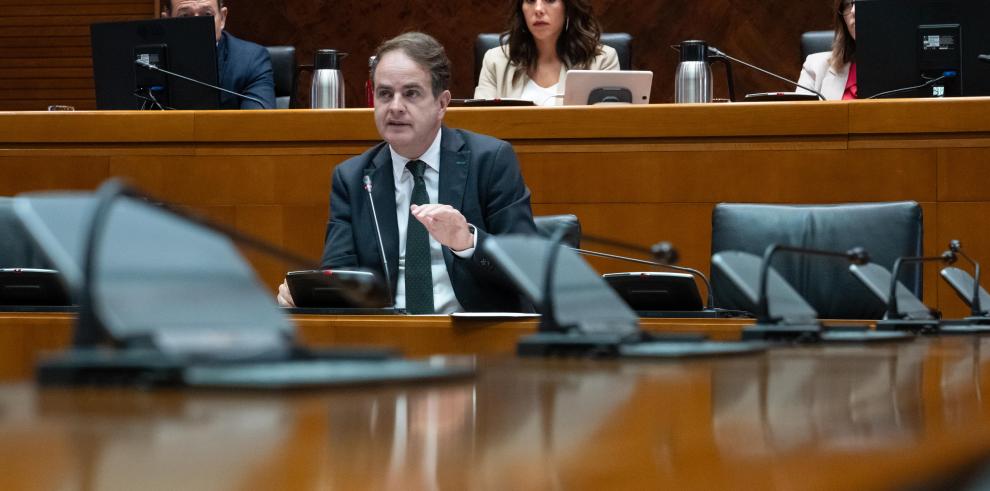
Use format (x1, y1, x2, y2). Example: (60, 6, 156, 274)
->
(278, 32, 536, 313)
(161, 0, 275, 109)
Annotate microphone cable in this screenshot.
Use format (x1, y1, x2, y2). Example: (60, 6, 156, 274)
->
(866, 71, 958, 100)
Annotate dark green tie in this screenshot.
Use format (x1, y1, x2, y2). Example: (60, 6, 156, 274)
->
(404, 160, 434, 314)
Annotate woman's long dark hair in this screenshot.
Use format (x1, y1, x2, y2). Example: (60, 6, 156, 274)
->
(831, 0, 855, 70)
(502, 0, 603, 72)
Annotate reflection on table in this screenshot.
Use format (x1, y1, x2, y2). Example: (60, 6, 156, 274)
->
(3, 338, 990, 489)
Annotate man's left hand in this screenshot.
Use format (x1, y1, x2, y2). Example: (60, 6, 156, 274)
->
(411, 204, 474, 251)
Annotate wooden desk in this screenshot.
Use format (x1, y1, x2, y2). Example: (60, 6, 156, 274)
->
(2, 338, 990, 489)
(2, 99, 990, 317)
(0, 312, 753, 381)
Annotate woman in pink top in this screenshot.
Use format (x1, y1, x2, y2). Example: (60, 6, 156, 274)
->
(797, 0, 857, 100)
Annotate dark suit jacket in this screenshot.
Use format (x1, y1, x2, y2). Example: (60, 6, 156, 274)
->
(217, 31, 275, 110)
(320, 127, 537, 312)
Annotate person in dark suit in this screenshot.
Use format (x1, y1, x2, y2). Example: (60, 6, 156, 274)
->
(278, 32, 536, 313)
(160, 0, 275, 109)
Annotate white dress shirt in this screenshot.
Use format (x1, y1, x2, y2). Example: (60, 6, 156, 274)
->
(389, 129, 475, 314)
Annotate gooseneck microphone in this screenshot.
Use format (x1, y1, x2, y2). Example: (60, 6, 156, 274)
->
(569, 238, 715, 311)
(978, 54, 990, 64)
(757, 244, 869, 323)
(866, 71, 958, 100)
(77, 179, 320, 347)
(948, 240, 984, 316)
(362, 174, 394, 307)
(134, 58, 266, 108)
(707, 47, 827, 101)
(538, 231, 687, 333)
(886, 250, 956, 320)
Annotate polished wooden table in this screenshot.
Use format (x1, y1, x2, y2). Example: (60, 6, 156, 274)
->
(2, 338, 990, 490)
(3, 99, 990, 317)
(0, 311, 753, 381)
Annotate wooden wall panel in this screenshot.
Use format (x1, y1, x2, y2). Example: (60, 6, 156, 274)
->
(0, 0, 155, 111)
(938, 148, 990, 202)
(936, 203, 990, 319)
(518, 148, 937, 204)
(0, 156, 108, 194)
(228, 0, 834, 108)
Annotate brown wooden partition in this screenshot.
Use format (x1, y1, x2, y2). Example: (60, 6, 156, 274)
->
(1, 99, 989, 317)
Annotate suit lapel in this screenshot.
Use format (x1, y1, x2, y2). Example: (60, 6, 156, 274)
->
(438, 127, 470, 270)
(438, 127, 469, 211)
(217, 33, 229, 89)
(367, 146, 400, 293)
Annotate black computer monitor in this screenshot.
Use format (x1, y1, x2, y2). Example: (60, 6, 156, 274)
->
(858, 0, 990, 99)
(91, 16, 220, 110)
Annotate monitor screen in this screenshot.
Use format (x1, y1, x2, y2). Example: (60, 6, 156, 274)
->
(91, 16, 220, 110)
(858, 0, 990, 98)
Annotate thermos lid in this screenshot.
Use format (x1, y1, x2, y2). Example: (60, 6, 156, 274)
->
(679, 40, 708, 62)
(315, 49, 348, 70)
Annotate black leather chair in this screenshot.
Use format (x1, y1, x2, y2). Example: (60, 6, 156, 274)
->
(0, 197, 49, 268)
(534, 214, 581, 248)
(710, 202, 923, 319)
(801, 30, 835, 60)
(265, 46, 296, 109)
(474, 33, 633, 85)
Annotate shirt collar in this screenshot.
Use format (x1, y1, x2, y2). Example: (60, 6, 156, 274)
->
(390, 128, 442, 178)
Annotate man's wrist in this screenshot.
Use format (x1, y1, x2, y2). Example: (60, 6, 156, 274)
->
(451, 224, 477, 255)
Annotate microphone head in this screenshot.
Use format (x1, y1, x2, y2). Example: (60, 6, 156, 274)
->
(846, 247, 870, 265)
(649, 241, 679, 265)
(942, 250, 958, 265)
(362, 175, 373, 192)
(949, 239, 962, 252)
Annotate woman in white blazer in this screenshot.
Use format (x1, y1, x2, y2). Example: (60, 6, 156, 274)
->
(474, 0, 619, 105)
(797, 0, 857, 100)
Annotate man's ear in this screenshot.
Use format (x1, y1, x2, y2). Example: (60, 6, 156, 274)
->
(218, 6, 228, 31)
(437, 89, 451, 117)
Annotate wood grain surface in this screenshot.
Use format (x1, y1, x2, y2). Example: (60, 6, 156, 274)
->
(1, 338, 990, 489)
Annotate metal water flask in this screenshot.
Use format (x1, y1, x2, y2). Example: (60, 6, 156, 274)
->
(311, 49, 348, 108)
(674, 40, 713, 103)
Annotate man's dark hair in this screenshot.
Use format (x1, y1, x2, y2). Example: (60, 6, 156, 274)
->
(370, 32, 451, 97)
(161, 0, 224, 15)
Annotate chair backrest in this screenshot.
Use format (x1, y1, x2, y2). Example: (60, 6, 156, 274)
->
(801, 30, 835, 60)
(474, 32, 633, 86)
(534, 214, 581, 248)
(710, 202, 923, 319)
(265, 46, 296, 109)
(0, 197, 50, 269)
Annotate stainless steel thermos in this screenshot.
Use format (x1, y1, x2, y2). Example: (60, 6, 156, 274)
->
(311, 49, 348, 109)
(674, 40, 713, 103)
